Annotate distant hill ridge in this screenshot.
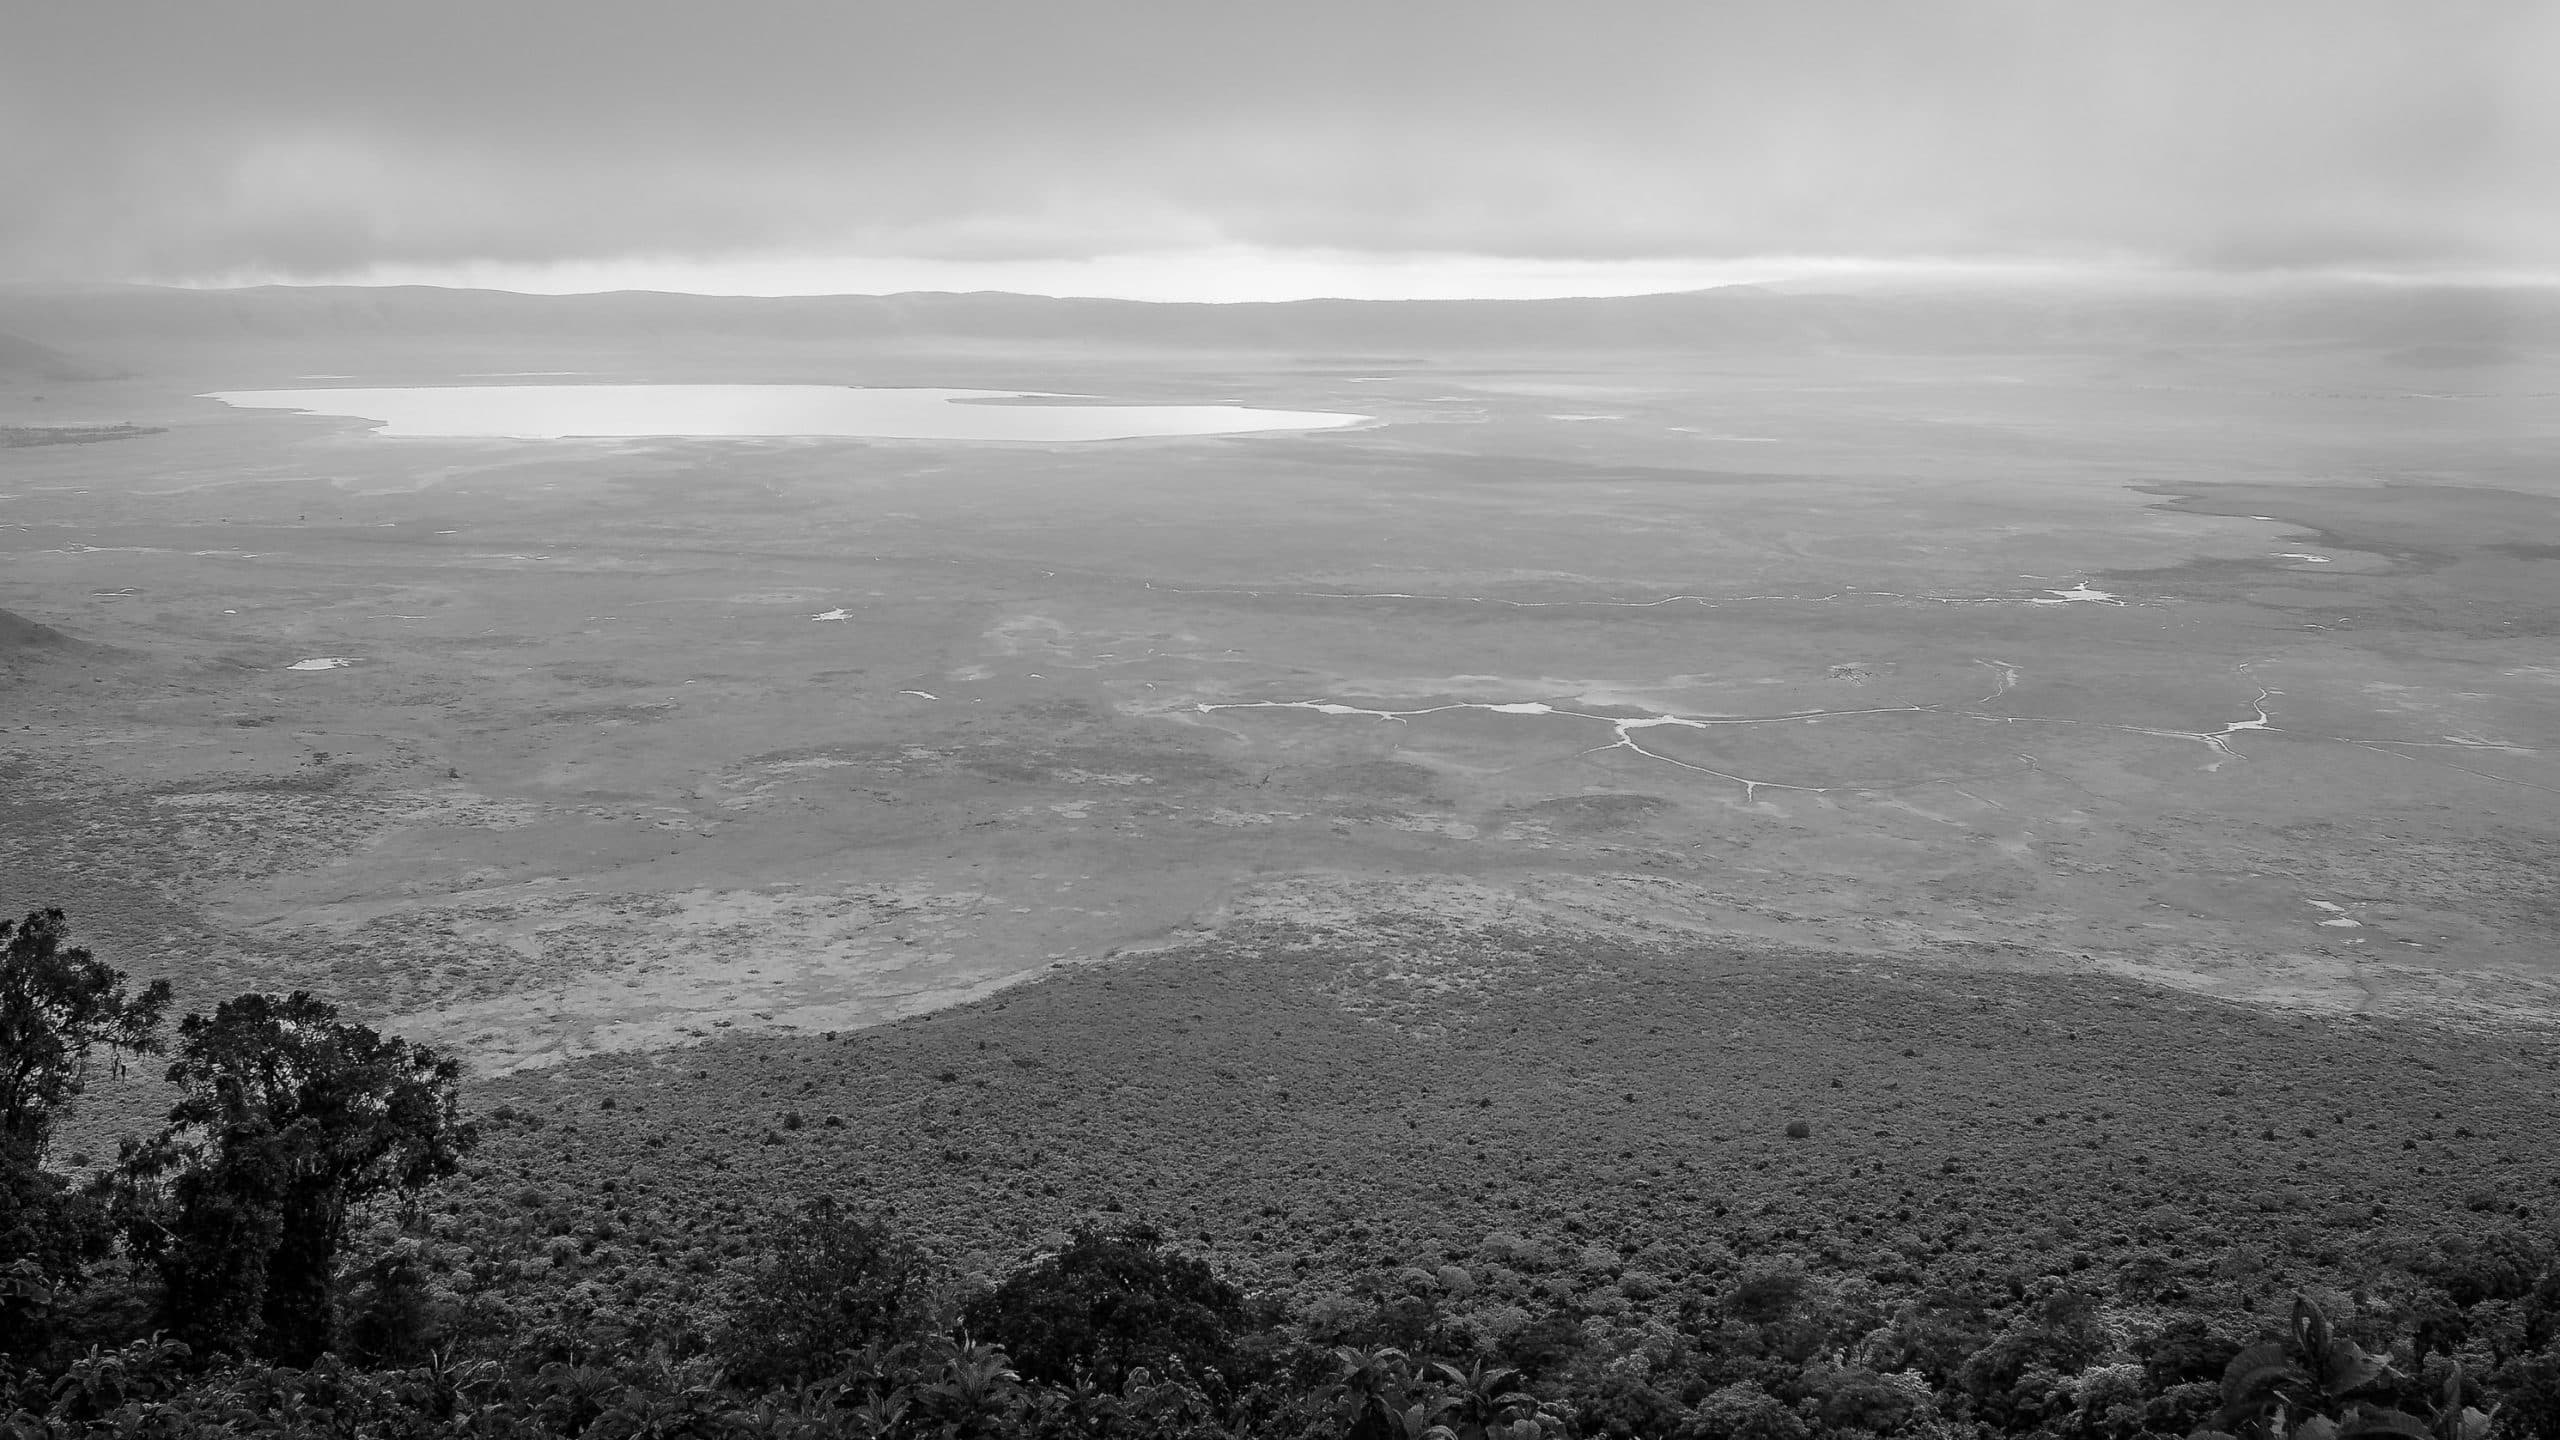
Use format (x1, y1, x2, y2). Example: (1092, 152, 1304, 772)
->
(0, 280, 2552, 353)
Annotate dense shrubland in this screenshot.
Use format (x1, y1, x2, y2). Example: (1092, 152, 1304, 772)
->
(9, 908, 2560, 1438)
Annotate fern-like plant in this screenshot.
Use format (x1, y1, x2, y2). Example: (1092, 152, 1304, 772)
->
(2194, 1296, 2496, 1440)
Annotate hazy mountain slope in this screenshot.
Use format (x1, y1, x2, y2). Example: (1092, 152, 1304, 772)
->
(0, 328, 114, 380)
(1, 280, 2551, 356)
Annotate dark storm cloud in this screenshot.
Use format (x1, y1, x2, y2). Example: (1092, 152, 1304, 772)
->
(4, 0, 2552, 282)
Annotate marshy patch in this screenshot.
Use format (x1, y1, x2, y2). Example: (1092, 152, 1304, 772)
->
(1310, 759, 1448, 799)
(1507, 793, 1671, 835)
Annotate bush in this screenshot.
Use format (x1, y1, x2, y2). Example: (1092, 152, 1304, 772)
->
(340, 1236, 443, 1366)
(2131, 1313, 2240, 1391)
(1498, 1311, 1589, 1380)
(2491, 1350, 2560, 1440)
(1803, 1361, 1932, 1434)
(1579, 1371, 1687, 1440)
(961, 1221, 1256, 1391)
(716, 1197, 939, 1388)
(1877, 1286, 2000, 1382)
(1677, 1380, 1808, 1440)
(1727, 1265, 1811, 1327)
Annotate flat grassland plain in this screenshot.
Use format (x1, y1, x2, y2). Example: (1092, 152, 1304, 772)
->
(5, 287, 2560, 1294)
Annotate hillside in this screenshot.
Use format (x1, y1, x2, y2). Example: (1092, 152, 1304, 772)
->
(0, 279, 2552, 358)
(0, 328, 113, 381)
(468, 916, 2560, 1302)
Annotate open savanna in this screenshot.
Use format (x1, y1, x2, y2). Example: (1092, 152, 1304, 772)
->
(9, 336, 2560, 1070)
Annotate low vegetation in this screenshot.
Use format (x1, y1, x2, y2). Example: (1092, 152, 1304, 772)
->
(0, 424, 161, 448)
(7, 908, 2560, 1439)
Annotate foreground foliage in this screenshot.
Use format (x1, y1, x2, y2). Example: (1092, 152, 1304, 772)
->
(3, 914, 473, 1373)
(114, 991, 476, 1365)
(0, 910, 170, 1358)
(11, 911, 2560, 1437)
(8, 1209, 2560, 1439)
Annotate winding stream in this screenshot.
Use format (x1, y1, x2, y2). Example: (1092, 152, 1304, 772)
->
(1193, 679, 2544, 800)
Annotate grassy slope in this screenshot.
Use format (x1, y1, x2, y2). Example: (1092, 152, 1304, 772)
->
(449, 915, 2560, 1340)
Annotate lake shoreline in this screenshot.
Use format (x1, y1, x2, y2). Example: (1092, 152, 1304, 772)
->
(200, 382, 1368, 441)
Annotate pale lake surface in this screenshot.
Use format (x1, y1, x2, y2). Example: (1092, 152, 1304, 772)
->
(200, 384, 1368, 441)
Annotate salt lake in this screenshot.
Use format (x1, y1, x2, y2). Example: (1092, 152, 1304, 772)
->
(201, 384, 1368, 441)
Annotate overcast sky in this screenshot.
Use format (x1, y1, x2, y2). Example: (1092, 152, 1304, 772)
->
(5, 1, 2554, 299)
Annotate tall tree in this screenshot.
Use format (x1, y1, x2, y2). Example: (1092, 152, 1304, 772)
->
(0, 909, 171, 1168)
(0, 909, 168, 1357)
(120, 991, 474, 1365)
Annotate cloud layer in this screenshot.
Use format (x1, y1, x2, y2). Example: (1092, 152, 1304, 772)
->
(7, 0, 2554, 288)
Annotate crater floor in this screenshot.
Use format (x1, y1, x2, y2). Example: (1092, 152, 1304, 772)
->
(6, 343, 2557, 1077)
